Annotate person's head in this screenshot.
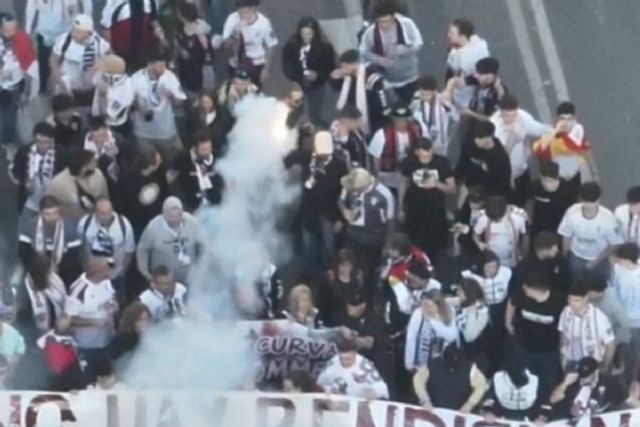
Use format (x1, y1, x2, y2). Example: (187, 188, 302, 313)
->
(338, 105, 363, 131)
(89, 117, 110, 146)
(280, 81, 304, 109)
(32, 122, 55, 153)
(585, 275, 607, 302)
(567, 283, 590, 315)
(416, 75, 438, 103)
(51, 93, 75, 123)
(236, 0, 259, 21)
(295, 17, 323, 46)
(498, 94, 519, 125)
(232, 68, 252, 94)
(94, 198, 114, 227)
(539, 160, 561, 192)
(313, 131, 333, 160)
(442, 343, 465, 371)
(505, 349, 529, 388)
(71, 14, 94, 43)
(25, 252, 53, 291)
(287, 284, 314, 318)
(192, 129, 213, 158)
(485, 195, 508, 221)
(555, 102, 576, 132)
(467, 186, 487, 211)
(0, 13, 18, 39)
(39, 196, 61, 224)
(533, 231, 560, 259)
(332, 248, 357, 278)
(146, 50, 168, 78)
(456, 278, 485, 307)
(413, 138, 434, 164)
(579, 181, 601, 216)
(84, 257, 110, 282)
(373, 1, 398, 32)
(178, 2, 199, 24)
(196, 89, 218, 114)
(282, 370, 319, 393)
(336, 338, 358, 368)
(406, 259, 431, 290)
(340, 168, 373, 194)
(67, 149, 97, 178)
(522, 271, 551, 301)
(615, 243, 640, 266)
(473, 121, 496, 149)
(389, 103, 412, 130)
(344, 288, 367, 319)
(162, 196, 184, 227)
(151, 265, 176, 297)
(137, 145, 162, 174)
(386, 232, 413, 260)
(339, 49, 360, 76)
(118, 302, 152, 334)
(478, 250, 501, 279)
(420, 289, 451, 324)
(475, 57, 499, 86)
(94, 358, 117, 389)
(448, 18, 474, 46)
(627, 186, 640, 216)
(577, 356, 599, 385)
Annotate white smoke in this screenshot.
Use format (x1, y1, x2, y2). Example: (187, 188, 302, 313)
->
(122, 96, 300, 391)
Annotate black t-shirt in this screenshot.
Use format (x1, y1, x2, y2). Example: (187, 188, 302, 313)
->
(512, 287, 565, 353)
(400, 154, 453, 212)
(458, 139, 511, 197)
(509, 254, 570, 297)
(528, 179, 572, 235)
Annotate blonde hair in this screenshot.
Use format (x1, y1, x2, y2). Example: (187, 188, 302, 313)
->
(287, 284, 317, 325)
(422, 289, 453, 325)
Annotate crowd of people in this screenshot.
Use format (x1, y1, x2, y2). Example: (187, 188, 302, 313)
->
(0, 0, 639, 424)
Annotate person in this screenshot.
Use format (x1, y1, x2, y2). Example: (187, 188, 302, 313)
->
(65, 257, 118, 380)
(171, 129, 225, 211)
(0, 14, 38, 155)
(91, 54, 134, 136)
(108, 302, 150, 364)
(461, 250, 511, 325)
(490, 94, 551, 206)
(87, 358, 127, 390)
(18, 195, 82, 287)
(50, 14, 111, 108)
(139, 265, 186, 321)
(222, 0, 278, 86)
(331, 49, 388, 135)
(558, 283, 616, 372)
(174, 2, 214, 95)
(506, 271, 565, 400)
(48, 93, 84, 149)
(47, 148, 110, 221)
(217, 67, 259, 114)
(389, 259, 442, 321)
(413, 344, 487, 412)
(399, 138, 455, 259)
(331, 106, 371, 170)
(380, 232, 432, 288)
(136, 196, 206, 285)
(338, 168, 395, 283)
(368, 103, 422, 191)
(473, 195, 529, 268)
(319, 249, 366, 325)
(452, 278, 489, 363)
(526, 160, 573, 237)
(445, 18, 489, 80)
(316, 338, 389, 400)
(280, 284, 321, 329)
(282, 370, 322, 393)
(614, 185, 640, 247)
(0, 305, 26, 367)
(359, 1, 423, 103)
(282, 17, 336, 127)
(185, 89, 234, 154)
(533, 102, 599, 201)
(100, 0, 163, 72)
(410, 75, 457, 157)
(405, 289, 458, 372)
(131, 50, 187, 164)
(483, 356, 540, 422)
(456, 121, 511, 198)
(11, 122, 67, 216)
(558, 182, 623, 282)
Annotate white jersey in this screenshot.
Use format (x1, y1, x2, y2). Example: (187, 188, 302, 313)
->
(614, 203, 640, 247)
(558, 304, 615, 363)
(393, 279, 442, 315)
(139, 283, 187, 321)
(474, 206, 528, 268)
(410, 94, 458, 156)
(53, 32, 111, 91)
(558, 204, 623, 261)
(461, 267, 512, 306)
(222, 12, 278, 67)
(317, 354, 389, 399)
(92, 72, 134, 127)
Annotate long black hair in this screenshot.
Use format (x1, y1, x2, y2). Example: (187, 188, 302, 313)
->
(290, 16, 326, 47)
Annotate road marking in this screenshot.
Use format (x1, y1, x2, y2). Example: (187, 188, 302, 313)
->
(504, 0, 553, 123)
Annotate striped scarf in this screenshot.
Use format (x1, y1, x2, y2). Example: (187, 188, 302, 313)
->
(82, 37, 96, 71)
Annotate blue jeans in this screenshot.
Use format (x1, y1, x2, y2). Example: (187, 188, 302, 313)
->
(0, 88, 21, 147)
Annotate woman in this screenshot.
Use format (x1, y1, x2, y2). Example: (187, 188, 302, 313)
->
(185, 90, 234, 154)
(405, 289, 458, 372)
(109, 302, 151, 364)
(320, 249, 366, 325)
(282, 17, 336, 127)
(452, 278, 490, 367)
(281, 284, 321, 329)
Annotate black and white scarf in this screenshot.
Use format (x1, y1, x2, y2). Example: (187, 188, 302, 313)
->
(164, 220, 190, 266)
(191, 151, 216, 193)
(25, 273, 66, 332)
(34, 216, 66, 265)
(28, 145, 55, 185)
(304, 154, 331, 190)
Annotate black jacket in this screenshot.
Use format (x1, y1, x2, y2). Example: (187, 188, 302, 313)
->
(172, 150, 224, 212)
(457, 138, 512, 197)
(175, 24, 215, 93)
(185, 106, 235, 155)
(282, 38, 336, 89)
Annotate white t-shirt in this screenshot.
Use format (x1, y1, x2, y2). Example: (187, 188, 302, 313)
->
(53, 32, 111, 91)
(410, 95, 458, 156)
(558, 204, 623, 261)
(446, 35, 490, 78)
(0, 39, 25, 89)
(474, 207, 528, 268)
(77, 213, 135, 278)
(558, 304, 615, 363)
(66, 274, 116, 349)
(611, 263, 640, 328)
(317, 354, 389, 399)
(222, 12, 278, 67)
(139, 283, 187, 321)
(614, 203, 640, 247)
(461, 267, 512, 306)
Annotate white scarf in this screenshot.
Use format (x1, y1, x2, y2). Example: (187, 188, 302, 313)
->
(561, 305, 603, 362)
(28, 144, 56, 183)
(92, 72, 134, 126)
(34, 216, 66, 265)
(164, 219, 190, 266)
(192, 151, 215, 192)
(25, 273, 66, 332)
(84, 130, 118, 158)
(412, 94, 450, 155)
(337, 64, 369, 134)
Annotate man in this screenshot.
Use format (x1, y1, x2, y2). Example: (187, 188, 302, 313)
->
(222, 0, 278, 86)
(171, 129, 225, 212)
(218, 67, 259, 114)
(389, 259, 441, 319)
(457, 121, 511, 198)
(50, 15, 111, 108)
(11, 122, 67, 216)
(490, 94, 551, 205)
(316, 338, 389, 400)
(527, 160, 573, 237)
(473, 195, 529, 268)
(0, 14, 38, 156)
(614, 185, 640, 247)
(445, 18, 489, 80)
(77, 198, 134, 302)
(449, 57, 506, 122)
(368, 103, 422, 191)
(18, 195, 82, 286)
(331, 105, 370, 170)
(137, 196, 206, 285)
(410, 75, 457, 157)
(91, 54, 134, 136)
(331, 49, 388, 135)
(558, 182, 622, 282)
(174, 2, 214, 95)
(48, 93, 84, 150)
(100, 0, 163, 72)
(359, 1, 423, 103)
(379, 232, 432, 288)
(558, 283, 615, 372)
(139, 265, 187, 321)
(506, 272, 565, 400)
(131, 50, 187, 164)
(533, 102, 598, 201)
(47, 148, 109, 221)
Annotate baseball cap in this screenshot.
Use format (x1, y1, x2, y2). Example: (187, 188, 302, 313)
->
(73, 14, 94, 32)
(577, 357, 599, 379)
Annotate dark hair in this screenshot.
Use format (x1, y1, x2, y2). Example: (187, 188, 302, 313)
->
(89, 116, 109, 132)
(292, 17, 325, 46)
(192, 128, 212, 146)
(339, 49, 360, 64)
(178, 2, 199, 22)
(533, 231, 559, 251)
(583, 275, 607, 293)
(67, 149, 95, 176)
(523, 271, 550, 291)
(135, 145, 161, 170)
(95, 357, 115, 378)
(568, 282, 590, 298)
(579, 181, 601, 202)
(39, 195, 59, 211)
(283, 370, 320, 393)
(478, 249, 500, 270)
(467, 186, 486, 204)
(616, 243, 640, 262)
(627, 186, 640, 204)
(485, 195, 508, 221)
(475, 57, 499, 75)
(118, 302, 151, 333)
(338, 105, 362, 119)
(147, 49, 169, 64)
(151, 265, 172, 278)
(373, 0, 397, 18)
(498, 94, 518, 111)
(451, 18, 475, 38)
(474, 121, 495, 139)
(24, 252, 52, 291)
(539, 160, 560, 179)
(414, 138, 433, 152)
(417, 75, 437, 91)
(51, 93, 74, 113)
(33, 121, 55, 138)
(336, 337, 357, 353)
(556, 101, 576, 116)
(458, 278, 485, 307)
(388, 232, 413, 256)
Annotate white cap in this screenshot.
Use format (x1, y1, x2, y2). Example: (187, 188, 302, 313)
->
(35, 403, 62, 427)
(313, 131, 333, 155)
(73, 14, 94, 32)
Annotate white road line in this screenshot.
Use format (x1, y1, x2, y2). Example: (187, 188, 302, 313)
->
(530, 0, 571, 101)
(504, 0, 553, 124)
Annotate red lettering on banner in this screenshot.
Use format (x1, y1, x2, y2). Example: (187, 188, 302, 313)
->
(312, 399, 350, 427)
(24, 394, 78, 427)
(9, 395, 20, 427)
(156, 396, 181, 427)
(386, 405, 397, 427)
(256, 397, 295, 427)
(403, 407, 446, 427)
(206, 397, 228, 427)
(619, 412, 632, 427)
(107, 394, 119, 427)
(355, 401, 398, 427)
(469, 420, 513, 427)
(135, 395, 147, 427)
